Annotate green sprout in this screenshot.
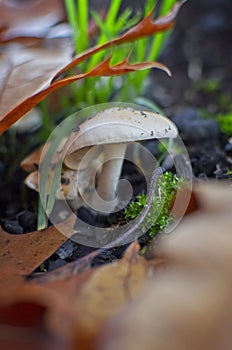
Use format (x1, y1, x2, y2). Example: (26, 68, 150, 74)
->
(217, 112, 232, 137)
(64, 0, 177, 107)
(124, 171, 184, 237)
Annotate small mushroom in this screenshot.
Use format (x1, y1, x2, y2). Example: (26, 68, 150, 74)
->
(22, 144, 103, 210)
(64, 107, 178, 212)
(24, 166, 79, 201)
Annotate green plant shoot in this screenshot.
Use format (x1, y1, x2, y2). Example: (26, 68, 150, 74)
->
(64, 0, 177, 107)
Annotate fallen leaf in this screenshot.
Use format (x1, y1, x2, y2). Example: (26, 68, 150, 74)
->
(0, 181, 231, 350)
(0, 0, 65, 42)
(97, 182, 232, 350)
(0, 241, 160, 350)
(0, 216, 75, 289)
(0, 54, 170, 135)
(0, 42, 73, 132)
(53, 0, 185, 81)
(0, 283, 76, 350)
(0, 1, 186, 134)
(81, 55, 171, 77)
(37, 241, 162, 349)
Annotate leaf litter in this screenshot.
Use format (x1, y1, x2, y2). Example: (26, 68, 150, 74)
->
(1, 1, 232, 349)
(0, 1, 185, 134)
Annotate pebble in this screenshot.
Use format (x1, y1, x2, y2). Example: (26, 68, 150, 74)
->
(225, 142, 232, 153)
(1, 220, 24, 234)
(55, 239, 77, 259)
(172, 108, 220, 142)
(47, 259, 67, 272)
(18, 211, 37, 232)
(92, 245, 127, 267)
(191, 153, 220, 176)
(77, 207, 96, 226)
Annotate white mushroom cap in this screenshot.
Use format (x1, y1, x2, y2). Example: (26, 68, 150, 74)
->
(64, 107, 178, 169)
(62, 107, 178, 212)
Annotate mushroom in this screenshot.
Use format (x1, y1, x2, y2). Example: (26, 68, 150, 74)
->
(64, 107, 178, 212)
(24, 166, 79, 203)
(21, 107, 178, 213)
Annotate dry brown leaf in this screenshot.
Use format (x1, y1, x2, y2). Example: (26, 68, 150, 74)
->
(0, 43, 73, 130)
(0, 53, 170, 135)
(0, 181, 231, 350)
(97, 182, 232, 350)
(28, 241, 162, 349)
(0, 216, 75, 289)
(0, 241, 161, 350)
(71, 241, 160, 347)
(0, 283, 76, 350)
(0, 1, 186, 134)
(0, 0, 65, 42)
(53, 0, 185, 81)
(190, 181, 232, 213)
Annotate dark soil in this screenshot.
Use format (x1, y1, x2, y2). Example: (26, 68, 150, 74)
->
(1, 0, 232, 271)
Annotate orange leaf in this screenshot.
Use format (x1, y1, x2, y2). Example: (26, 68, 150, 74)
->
(33, 241, 162, 348)
(0, 1, 186, 134)
(0, 44, 73, 133)
(0, 284, 77, 350)
(97, 183, 232, 350)
(112, 0, 186, 43)
(52, 0, 185, 81)
(0, 216, 75, 289)
(0, 56, 170, 134)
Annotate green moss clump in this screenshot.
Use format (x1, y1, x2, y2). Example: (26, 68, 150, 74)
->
(195, 78, 221, 94)
(124, 172, 184, 237)
(217, 112, 232, 136)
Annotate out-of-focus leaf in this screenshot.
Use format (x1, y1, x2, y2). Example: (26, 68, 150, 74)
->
(0, 43, 73, 133)
(34, 241, 162, 349)
(0, 283, 76, 350)
(0, 181, 231, 350)
(73, 241, 159, 347)
(97, 182, 232, 350)
(0, 0, 65, 42)
(0, 241, 161, 349)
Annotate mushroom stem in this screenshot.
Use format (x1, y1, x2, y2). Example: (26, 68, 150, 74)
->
(97, 143, 127, 204)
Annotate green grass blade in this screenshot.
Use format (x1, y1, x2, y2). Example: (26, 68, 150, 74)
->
(64, 0, 79, 50)
(37, 196, 47, 230)
(77, 0, 88, 52)
(88, 0, 123, 69)
(104, 0, 123, 27)
(120, 0, 177, 99)
(148, 0, 176, 61)
(38, 119, 74, 230)
(90, 10, 112, 40)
